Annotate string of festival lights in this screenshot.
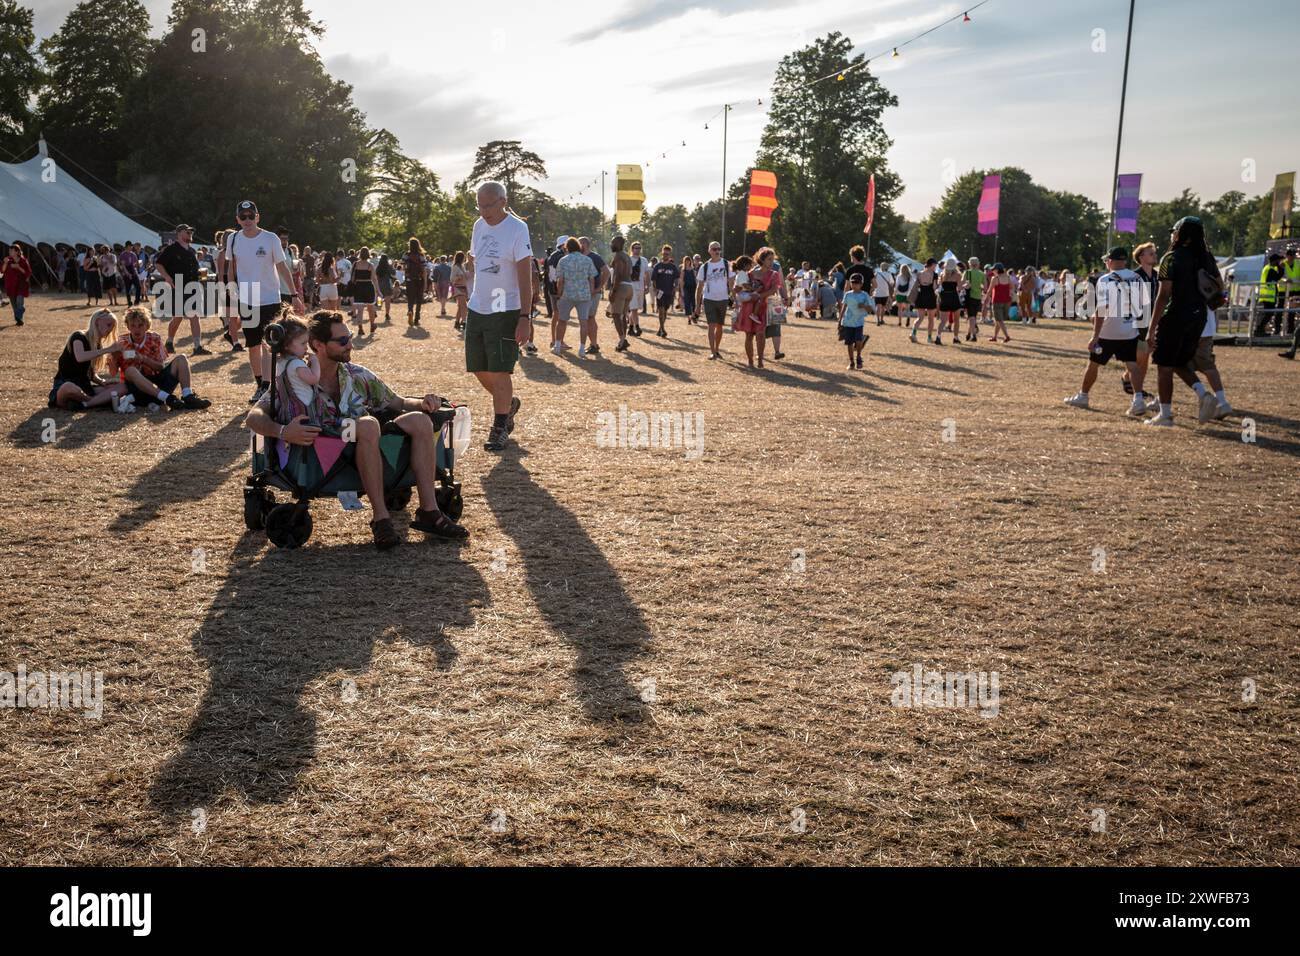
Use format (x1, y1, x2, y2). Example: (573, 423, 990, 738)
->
(560, 2, 990, 206)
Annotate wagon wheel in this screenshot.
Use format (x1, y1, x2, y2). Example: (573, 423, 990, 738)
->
(265, 503, 313, 549)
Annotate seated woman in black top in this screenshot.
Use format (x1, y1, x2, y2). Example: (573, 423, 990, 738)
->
(49, 308, 128, 410)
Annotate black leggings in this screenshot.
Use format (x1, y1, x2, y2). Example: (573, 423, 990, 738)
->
(406, 281, 423, 319)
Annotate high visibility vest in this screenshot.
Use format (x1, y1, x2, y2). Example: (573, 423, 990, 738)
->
(1259, 265, 1279, 304)
(1282, 258, 1300, 297)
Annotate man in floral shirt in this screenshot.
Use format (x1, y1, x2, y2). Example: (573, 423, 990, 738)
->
(245, 310, 468, 549)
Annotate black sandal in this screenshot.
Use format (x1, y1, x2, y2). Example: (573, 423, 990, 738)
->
(412, 508, 469, 539)
(370, 518, 401, 550)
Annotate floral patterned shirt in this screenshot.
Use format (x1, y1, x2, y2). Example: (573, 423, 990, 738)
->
(258, 361, 398, 429)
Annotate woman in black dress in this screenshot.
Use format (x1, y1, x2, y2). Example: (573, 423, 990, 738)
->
(908, 258, 939, 343)
(49, 309, 128, 410)
(936, 262, 962, 346)
(350, 247, 378, 336)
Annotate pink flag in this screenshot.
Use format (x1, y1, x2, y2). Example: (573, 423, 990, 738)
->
(863, 173, 876, 235)
(976, 174, 1001, 236)
(313, 436, 345, 474)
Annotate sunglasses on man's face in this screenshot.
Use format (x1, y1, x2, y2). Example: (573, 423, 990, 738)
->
(238, 213, 256, 221)
(328, 333, 352, 345)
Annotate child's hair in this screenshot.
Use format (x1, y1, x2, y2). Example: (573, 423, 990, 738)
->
(279, 316, 309, 346)
(732, 255, 753, 271)
(123, 305, 150, 327)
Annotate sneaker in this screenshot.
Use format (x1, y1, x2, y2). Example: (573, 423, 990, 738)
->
(578, 345, 587, 357)
(164, 394, 181, 410)
(551, 343, 562, 356)
(708, 352, 719, 360)
(504, 396, 521, 434)
(248, 382, 268, 405)
(193, 345, 212, 356)
(1122, 376, 1134, 395)
(615, 339, 629, 352)
(909, 332, 918, 343)
(525, 343, 538, 355)
(856, 356, 863, 369)
(1279, 351, 1296, 360)
(847, 362, 855, 370)
(586, 344, 600, 356)
(1126, 397, 1146, 417)
(774, 351, 785, 359)
(180, 393, 211, 410)
(1143, 412, 1174, 427)
(483, 424, 508, 452)
(1197, 392, 1219, 423)
(1063, 392, 1090, 408)
(231, 341, 245, 352)
(1214, 400, 1233, 420)
(934, 337, 943, 346)
(222, 331, 234, 346)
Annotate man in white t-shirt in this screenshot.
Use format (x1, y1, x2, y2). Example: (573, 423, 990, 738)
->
(227, 199, 303, 404)
(872, 263, 894, 326)
(1063, 246, 1148, 417)
(466, 180, 533, 452)
(626, 241, 650, 337)
(695, 242, 732, 359)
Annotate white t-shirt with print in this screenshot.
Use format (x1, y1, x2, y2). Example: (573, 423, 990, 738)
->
(469, 213, 533, 313)
(697, 259, 731, 300)
(336, 257, 353, 284)
(227, 228, 287, 307)
(1094, 268, 1141, 339)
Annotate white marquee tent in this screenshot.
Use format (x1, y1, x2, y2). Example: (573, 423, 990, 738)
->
(0, 142, 160, 250)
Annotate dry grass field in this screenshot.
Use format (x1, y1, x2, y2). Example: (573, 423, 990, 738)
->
(2, 292, 1297, 865)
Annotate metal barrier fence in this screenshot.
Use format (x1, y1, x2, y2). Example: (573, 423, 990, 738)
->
(1221, 282, 1298, 344)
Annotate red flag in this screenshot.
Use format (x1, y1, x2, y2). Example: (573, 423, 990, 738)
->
(746, 170, 778, 231)
(863, 173, 876, 235)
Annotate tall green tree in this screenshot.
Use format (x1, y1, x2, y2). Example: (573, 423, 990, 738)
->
(0, 0, 40, 157)
(119, 0, 371, 244)
(918, 167, 1105, 271)
(36, 0, 152, 195)
(467, 140, 547, 208)
(626, 203, 692, 257)
(754, 32, 904, 269)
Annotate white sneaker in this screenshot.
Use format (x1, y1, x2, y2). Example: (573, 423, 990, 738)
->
(578, 345, 587, 358)
(551, 343, 562, 355)
(1197, 392, 1218, 423)
(1214, 400, 1233, 420)
(1144, 412, 1174, 427)
(1146, 397, 1160, 413)
(1063, 392, 1090, 408)
(1126, 397, 1146, 417)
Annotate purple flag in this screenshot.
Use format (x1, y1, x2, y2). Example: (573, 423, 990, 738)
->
(976, 174, 1000, 236)
(1114, 173, 1142, 234)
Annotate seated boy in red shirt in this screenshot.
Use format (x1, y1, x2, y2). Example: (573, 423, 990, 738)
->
(109, 306, 211, 410)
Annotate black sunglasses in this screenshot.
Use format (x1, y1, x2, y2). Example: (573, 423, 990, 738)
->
(328, 333, 352, 345)
(238, 213, 256, 221)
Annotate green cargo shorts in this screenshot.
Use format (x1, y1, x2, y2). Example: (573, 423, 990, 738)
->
(465, 308, 520, 373)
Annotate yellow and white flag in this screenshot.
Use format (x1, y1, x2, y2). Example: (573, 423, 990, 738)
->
(616, 164, 645, 226)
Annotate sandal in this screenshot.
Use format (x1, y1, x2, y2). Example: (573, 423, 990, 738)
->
(412, 508, 469, 539)
(370, 518, 401, 550)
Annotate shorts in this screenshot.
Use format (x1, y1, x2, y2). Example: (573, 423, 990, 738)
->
(1189, 336, 1216, 372)
(656, 290, 674, 310)
(839, 325, 865, 343)
(241, 301, 281, 348)
(48, 376, 92, 407)
(103, 275, 118, 290)
(465, 308, 520, 374)
(703, 298, 728, 325)
(579, 297, 600, 322)
(895, 293, 908, 304)
(874, 296, 888, 306)
(630, 286, 646, 310)
(1152, 313, 1207, 367)
(765, 323, 781, 338)
(1134, 324, 1149, 342)
(1088, 337, 1139, 365)
(127, 362, 181, 404)
(609, 283, 633, 319)
(436, 281, 451, 299)
(555, 297, 584, 323)
(318, 283, 338, 300)
(965, 297, 982, 316)
(993, 302, 1010, 322)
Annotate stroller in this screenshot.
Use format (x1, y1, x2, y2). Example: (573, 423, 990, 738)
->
(243, 322, 466, 549)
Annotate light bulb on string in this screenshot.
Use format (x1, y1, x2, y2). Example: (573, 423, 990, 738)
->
(963, 11, 971, 21)
(893, 47, 899, 58)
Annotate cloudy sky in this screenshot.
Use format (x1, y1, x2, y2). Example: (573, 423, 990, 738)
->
(30, 0, 1299, 220)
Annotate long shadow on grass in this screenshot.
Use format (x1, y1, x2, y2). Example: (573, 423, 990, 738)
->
(7, 406, 137, 450)
(750, 362, 900, 403)
(481, 453, 649, 723)
(150, 533, 483, 814)
(878, 352, 996, 379)
(108, 413, 246, 533)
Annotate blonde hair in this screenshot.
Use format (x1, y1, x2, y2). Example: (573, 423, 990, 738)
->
(123, 305, 151, 329)
(83, 309, 118, 373)
(1133, 241, 1157, 260)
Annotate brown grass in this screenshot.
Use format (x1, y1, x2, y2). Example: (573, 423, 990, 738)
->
(1, 294, 1297, 865)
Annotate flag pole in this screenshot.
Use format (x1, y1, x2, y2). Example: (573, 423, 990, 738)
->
(720, 104, 729, 263)
(1109, 0, 1136, 246)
